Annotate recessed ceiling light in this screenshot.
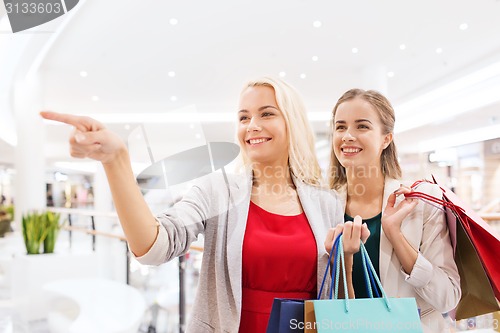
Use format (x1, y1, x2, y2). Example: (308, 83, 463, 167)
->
(300, 73, 307, 79)
(313, 21, 322, 28)
(459, 23, 468, 30)
(399, 44, 406, 50)
(436, 47, 443, 54)
(169, 18, 178, 25)
(189, 124, 195, 129)
(168, 71, 176, 77)
(387, 71, 395, 78)
(80, 71, 88, 77)
(325, 122, 330, 127)
(195, 133, 201, 139)
(91, 96, 99, 102)
(351, 47, 359, 54)
(170, 96, 178, 102)
(279, 71, 286, 77)
(312, 56, 319, 62)
(124, 124, 130, 130)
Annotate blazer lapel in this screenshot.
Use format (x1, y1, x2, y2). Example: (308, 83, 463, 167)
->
(225, 171, 252, 315)
(295, 178, 336, 298)
(295, 179, 323, 253)
(379, 178, 401, 286)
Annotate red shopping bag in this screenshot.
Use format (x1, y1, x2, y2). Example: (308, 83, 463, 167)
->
(407, 176, 500, 319)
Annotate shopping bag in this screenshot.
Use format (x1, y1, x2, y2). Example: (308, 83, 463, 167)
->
(266, 298, 305, 333)
(407, 177, 500, 320)
(454, 219, 499, 319)
(304, 300, 317, 333)
(312, 235, 423, 332)
(267, 236, 340, 333)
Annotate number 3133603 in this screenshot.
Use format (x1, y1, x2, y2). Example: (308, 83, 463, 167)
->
(5, 2, 62, 14)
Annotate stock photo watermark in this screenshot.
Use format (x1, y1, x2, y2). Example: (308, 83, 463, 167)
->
(290, 317, 499, 331)
(290, 318, 422, 331)
(3, 0, 79, 33)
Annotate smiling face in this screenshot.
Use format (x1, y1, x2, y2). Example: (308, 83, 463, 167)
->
(333, 97, 392, 171)
(237, 85, 289, 167)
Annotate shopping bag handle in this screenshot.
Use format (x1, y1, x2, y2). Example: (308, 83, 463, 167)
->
(360, 241, 380, 298)
(359, 241, 390, 306)
(318, 231, 380, 300)
(332, 236, 392, 313)
(405, 180, 466, 216)
(317, 233, 341, 299)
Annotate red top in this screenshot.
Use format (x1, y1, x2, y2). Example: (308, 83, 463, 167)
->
(238, 201, 317, 333)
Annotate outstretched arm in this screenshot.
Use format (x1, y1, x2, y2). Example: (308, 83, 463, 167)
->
(41, 111, 159, 256)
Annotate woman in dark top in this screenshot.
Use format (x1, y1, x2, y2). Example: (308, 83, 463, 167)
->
(324, 89, 460, 332)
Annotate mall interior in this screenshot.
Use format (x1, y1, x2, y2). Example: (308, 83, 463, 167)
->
(1, 1, 500, 332)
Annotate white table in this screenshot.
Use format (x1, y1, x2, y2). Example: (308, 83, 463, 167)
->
(43, 278, 146, 333)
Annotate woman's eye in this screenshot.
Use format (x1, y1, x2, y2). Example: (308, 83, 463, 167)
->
(335, 125, 346, 131)
(239, 116, 249, 122)
(262, 112, 273, 117)
(358, 124, 369, 129)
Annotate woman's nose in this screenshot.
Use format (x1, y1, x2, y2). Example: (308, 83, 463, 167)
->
(342, 131, 355, 142)
(247, 116, 261, 131)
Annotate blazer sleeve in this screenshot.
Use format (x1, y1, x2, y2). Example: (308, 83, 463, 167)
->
(133, 174, 226, 265)
(401, 183, 461, 313)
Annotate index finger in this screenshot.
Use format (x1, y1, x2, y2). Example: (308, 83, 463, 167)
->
(351, 215, 362, 240)
(386, 192, 397, 208)
(40, 111, 98, 132)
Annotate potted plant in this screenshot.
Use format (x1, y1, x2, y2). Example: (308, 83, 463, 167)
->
(22, 211, 61, 254)
(43, 211, 61, 254)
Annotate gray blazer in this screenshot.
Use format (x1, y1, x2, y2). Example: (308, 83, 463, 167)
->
(337, 178, 461, 333)
(135, 171, 343, 332)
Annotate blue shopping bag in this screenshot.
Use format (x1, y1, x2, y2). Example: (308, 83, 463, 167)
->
(267, 237, 344, 333)
(266, 298, 305, 333)
(312, 235, 423, 332)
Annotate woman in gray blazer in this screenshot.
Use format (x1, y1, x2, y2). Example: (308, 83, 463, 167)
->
(41, 77, 345, 332)
(325, 89, 461, 333)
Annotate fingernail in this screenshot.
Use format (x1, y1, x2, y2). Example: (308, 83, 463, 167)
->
(75, 133, 86, 142)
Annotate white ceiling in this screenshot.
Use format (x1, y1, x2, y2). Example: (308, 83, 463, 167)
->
(1, 0, 500, 170)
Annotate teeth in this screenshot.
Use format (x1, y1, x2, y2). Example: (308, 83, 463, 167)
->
(343, 148, 361, 153)
(249, 138, 268, 144)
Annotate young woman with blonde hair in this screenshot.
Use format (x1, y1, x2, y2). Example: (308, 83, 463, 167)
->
(42, 77, 344, 333)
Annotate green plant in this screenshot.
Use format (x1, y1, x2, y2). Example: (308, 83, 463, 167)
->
(22, 211, 45, 254)
(22, 211, 61, 254)
(43, 211, 61, 253)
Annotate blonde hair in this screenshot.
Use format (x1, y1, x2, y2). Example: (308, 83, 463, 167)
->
(238, 77, 323, 186)
(328, 89, 402, 190)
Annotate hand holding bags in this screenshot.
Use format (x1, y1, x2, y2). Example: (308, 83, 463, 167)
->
(407, 178, 500, 320)
(312, 235, 423, 332)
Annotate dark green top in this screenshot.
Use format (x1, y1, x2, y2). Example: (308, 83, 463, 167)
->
(345, 212, 382, 298)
